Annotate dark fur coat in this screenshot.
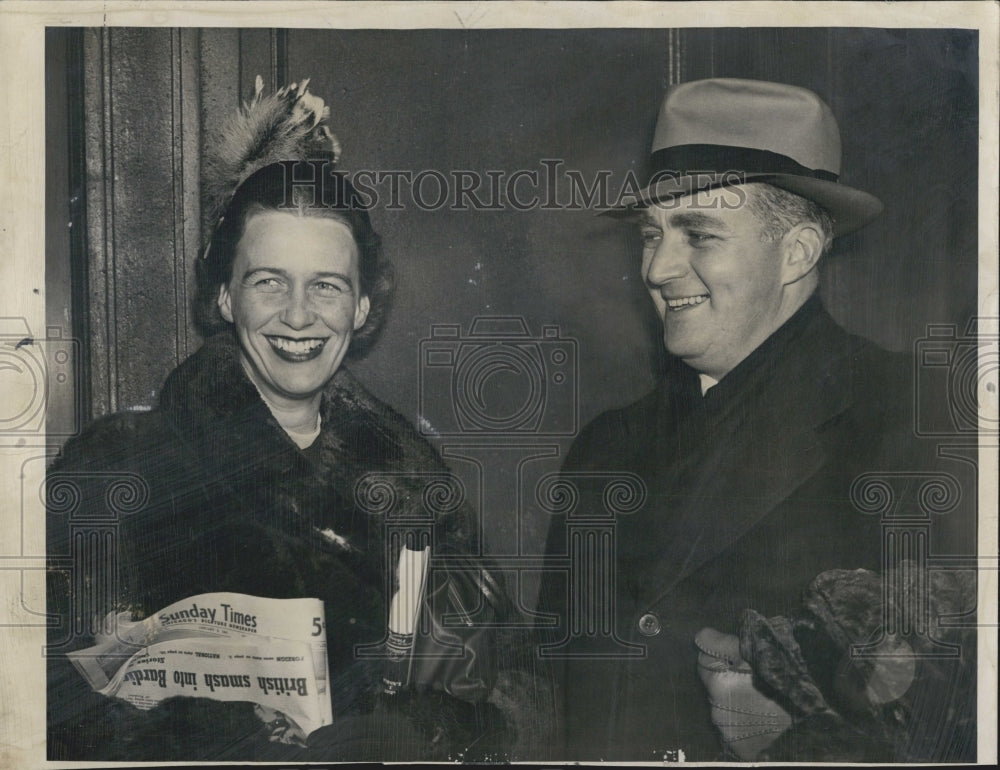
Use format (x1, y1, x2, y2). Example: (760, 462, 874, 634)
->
(46, 332, 515, 761)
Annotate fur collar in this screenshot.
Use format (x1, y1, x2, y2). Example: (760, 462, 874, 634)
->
(155, 332, 474, 549)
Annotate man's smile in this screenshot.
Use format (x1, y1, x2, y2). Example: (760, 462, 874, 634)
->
(665, 294, 710, 311)
(265, 335, 328, 361)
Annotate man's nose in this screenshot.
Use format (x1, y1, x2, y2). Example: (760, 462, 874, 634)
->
(644, 233, 689, 286)
(280, 286, 316, 329)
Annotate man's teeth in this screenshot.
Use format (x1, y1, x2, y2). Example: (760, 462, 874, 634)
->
(269, 337, 325, 354)
(666, 295, 709, 309)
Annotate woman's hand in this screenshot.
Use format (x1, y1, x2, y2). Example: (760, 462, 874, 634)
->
(254, 704, 308, 746)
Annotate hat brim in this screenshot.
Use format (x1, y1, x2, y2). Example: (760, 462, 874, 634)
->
(601, 172, 883, 237)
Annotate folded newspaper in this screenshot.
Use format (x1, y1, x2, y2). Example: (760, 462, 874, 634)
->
(68, 547, 431, 739)
(68, 593, 333, 737)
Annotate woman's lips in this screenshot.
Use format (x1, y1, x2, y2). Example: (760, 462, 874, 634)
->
(265, 335, 327, 362)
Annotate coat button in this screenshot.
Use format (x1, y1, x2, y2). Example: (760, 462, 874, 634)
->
(638, 612, 661, 636)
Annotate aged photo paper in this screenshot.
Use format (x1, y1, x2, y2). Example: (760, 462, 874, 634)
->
(0, 1, 997, 766)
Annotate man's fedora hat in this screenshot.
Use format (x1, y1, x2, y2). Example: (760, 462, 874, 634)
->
(608, 78, 883, 236)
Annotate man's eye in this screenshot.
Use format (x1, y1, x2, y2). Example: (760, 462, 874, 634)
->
(640, 229, 661, 246)
(315, 281, 347, 295)
(687, 231, 716, 246)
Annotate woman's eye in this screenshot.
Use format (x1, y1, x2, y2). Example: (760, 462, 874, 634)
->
(254, 277, 284, 291)
(315, 281, 348, 295)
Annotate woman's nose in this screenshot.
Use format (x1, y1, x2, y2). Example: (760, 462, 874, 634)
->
(280, 287, 316, 329)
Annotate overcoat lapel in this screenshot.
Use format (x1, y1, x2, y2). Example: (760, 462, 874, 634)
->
(634, 309, 860, 611)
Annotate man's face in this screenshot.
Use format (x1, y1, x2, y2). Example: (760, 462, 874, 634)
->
(218, 210, 370, 408)
(639, 185, 791, 379)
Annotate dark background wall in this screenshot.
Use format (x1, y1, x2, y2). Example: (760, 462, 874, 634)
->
(46, 26, 979, 610)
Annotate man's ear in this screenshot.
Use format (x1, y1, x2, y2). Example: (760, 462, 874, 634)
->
(354, 294, 371, 331)
(781, 222, 825, 286)
(218, 283, 234, 323)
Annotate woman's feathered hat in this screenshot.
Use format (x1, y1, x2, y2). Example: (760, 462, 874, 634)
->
(202, 75, 341, 227)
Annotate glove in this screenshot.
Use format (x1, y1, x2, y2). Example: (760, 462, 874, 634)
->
(695, 627, 792, 760)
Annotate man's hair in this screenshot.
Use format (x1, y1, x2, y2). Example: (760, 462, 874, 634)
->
(744, 183, 835, 256)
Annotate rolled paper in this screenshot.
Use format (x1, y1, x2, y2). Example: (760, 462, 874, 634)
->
(382, 545, 430, 693)
(388, 545, 430, 636)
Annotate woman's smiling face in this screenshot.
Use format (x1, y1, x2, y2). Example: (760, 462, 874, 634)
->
(218, 209, 370, 408)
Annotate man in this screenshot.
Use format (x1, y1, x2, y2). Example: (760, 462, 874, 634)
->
(539, 79, 975, 762)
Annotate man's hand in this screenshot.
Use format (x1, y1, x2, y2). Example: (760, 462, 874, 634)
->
(695, 627, 792, 760)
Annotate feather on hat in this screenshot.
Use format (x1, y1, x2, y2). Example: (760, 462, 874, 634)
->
(203, 76, 341, 224)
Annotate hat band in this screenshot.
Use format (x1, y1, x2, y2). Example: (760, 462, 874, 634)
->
(649, 144, 839, 184)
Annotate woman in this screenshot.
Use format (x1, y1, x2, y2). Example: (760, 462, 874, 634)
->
(46, 81, 510, 761)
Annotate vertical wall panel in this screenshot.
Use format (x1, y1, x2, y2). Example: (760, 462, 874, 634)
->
(109, 28, 181, 410)
(45, 29, 79, 435)
(81, 28, 202, 414)
(82, 28, 116, 416)
(174, 28, 202, 366)
(239, 28, 286, 99)
(198, 28, 239, 238)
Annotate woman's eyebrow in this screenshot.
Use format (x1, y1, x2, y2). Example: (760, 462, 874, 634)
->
(241, 267, 288, 282)
(242, 267, 356, 289)
(313, 271, 355, 288)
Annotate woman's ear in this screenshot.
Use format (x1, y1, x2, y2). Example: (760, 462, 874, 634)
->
(354, 295, 371, 331)
(218, 283, 234, 323)
(780, 222, 825, 286)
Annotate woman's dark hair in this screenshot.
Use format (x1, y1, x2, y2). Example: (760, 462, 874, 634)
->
(195, 161, 393, 358)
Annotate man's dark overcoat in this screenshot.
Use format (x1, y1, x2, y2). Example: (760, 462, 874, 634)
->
(540, 296, 976, 762)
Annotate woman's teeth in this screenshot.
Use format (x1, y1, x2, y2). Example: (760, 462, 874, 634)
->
(268, 337, 325, 354)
